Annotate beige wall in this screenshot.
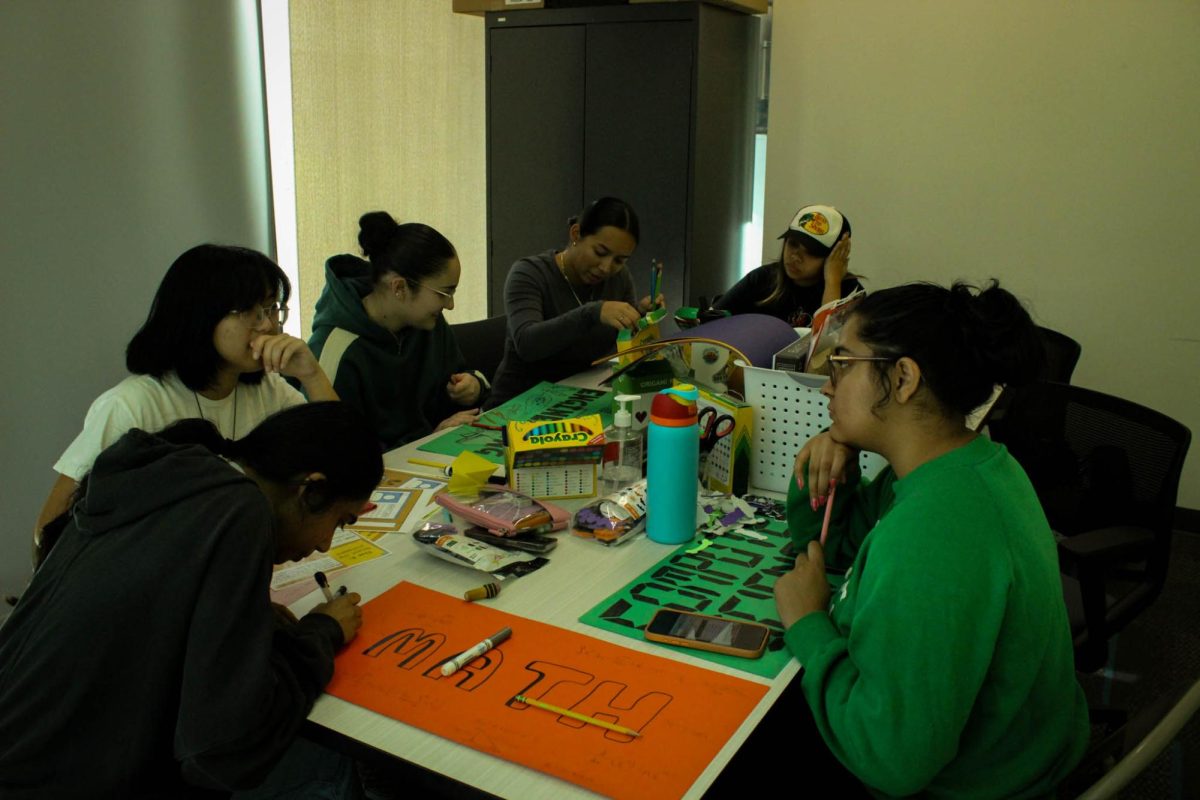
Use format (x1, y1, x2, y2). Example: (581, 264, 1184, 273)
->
(1, 0, 272, 602)
(289, 0, 487, 335)
(765, 0, 1200, 507)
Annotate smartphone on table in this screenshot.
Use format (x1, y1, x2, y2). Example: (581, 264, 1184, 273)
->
(643, 609, 770, 659)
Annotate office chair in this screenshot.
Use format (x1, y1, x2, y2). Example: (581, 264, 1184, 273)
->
(1036, 325, 1083, 383)
(988, 381, 1191, 672)
(450, 314, 508, 387)
(981, 325, 1082, 429)
(1060, 676, 1200, 799)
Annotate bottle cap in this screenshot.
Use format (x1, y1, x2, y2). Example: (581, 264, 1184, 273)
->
(650, 384, 698, 427)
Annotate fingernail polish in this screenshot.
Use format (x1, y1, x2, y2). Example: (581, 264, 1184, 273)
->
(810, 497, 819, 512)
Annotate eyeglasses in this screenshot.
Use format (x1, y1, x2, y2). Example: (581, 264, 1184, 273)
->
(828, 354, 895, 387)
(408, 279, 456, 303)
(231, 303, 289, 328)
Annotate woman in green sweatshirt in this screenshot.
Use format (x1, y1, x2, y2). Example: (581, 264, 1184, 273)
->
(774, 281, 1089, 798)
(309, 212, 486, 450)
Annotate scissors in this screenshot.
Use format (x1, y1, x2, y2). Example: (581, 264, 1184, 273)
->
(698, 407, 735, 454)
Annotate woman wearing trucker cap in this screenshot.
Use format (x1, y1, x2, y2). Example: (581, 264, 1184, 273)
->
(713, 204, 860, 327)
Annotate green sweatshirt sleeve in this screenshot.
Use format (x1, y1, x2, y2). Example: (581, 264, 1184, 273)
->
(784, 494, 1014, 796)
(786, 467, 894, 571)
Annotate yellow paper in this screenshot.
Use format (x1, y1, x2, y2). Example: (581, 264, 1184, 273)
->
(330, 536, 387, 566)
(447, 451, 499, 495)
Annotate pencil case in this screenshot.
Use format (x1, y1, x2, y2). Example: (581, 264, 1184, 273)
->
(435, 486, 569, 537)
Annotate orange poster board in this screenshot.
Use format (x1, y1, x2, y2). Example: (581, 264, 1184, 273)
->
(325, 582, 769, 799)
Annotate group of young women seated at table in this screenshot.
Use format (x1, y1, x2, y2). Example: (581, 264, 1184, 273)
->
(4, 198, 1088, 798)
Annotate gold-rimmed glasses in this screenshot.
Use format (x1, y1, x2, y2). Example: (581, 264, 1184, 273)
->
(828, 354, 895, 387)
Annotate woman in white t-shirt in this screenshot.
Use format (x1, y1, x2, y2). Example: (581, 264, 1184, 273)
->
(33, 244, 338, 565)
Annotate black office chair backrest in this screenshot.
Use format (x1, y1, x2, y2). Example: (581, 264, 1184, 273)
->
(1036, 326, 1082, 383)
(978, 325, 1081, 430)
(450, 315, 508, 386)
(991, 381, 1191, 537)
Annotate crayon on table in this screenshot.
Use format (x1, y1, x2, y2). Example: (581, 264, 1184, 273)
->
(464, 583, 501, 602)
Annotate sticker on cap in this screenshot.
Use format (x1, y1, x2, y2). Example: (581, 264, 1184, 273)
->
(797, 212, 829, 236)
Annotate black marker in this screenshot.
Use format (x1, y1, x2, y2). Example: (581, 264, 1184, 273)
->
(314, 571, 335, 602)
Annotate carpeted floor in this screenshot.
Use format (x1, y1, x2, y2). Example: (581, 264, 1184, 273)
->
(1074, 530, 1200, 799)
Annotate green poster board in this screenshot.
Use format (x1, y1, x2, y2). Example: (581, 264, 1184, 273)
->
(580, 521, 799, 679)
(418, 382, 613, 464)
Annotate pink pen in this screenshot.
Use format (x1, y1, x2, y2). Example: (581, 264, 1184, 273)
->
(819, 480, 838, 547)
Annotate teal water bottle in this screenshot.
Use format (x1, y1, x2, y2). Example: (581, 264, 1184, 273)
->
(646, 384, 699, 544)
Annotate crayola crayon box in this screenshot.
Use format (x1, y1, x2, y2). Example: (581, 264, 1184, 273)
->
(504, 414, 606, 499)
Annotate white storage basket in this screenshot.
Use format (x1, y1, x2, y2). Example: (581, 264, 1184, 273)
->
(743, 365, 887, 494)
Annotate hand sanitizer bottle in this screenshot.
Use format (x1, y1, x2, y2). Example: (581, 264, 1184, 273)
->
(600, 394, 642, 495)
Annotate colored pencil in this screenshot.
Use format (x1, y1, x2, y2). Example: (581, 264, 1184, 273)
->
(514, 694, 642, 738)
(819, 480, 837, 547)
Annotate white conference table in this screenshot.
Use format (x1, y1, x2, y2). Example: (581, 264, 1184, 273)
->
(297, 371, 798, 799)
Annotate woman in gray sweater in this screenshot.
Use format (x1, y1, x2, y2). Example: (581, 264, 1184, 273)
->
(487, 197, 657, 408)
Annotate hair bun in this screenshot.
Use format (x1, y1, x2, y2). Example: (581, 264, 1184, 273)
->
(358, 211, 401, 259)
(951, 280, 1043, 388)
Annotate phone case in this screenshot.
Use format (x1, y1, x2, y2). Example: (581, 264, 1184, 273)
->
(436, 487, 569, 537)
(643, 610, 770, 659)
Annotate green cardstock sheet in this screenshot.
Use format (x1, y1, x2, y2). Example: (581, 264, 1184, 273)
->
(418, 382, 613, 464)
(579, 520, 799, 679)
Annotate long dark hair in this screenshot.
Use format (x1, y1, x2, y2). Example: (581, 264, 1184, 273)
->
(357, 211, 457, 287)
(157, 402, 383, 511)
(126, 245, 290, 391)
(852, 280, 1043, 417)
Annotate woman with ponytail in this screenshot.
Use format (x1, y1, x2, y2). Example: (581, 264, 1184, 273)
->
(0, 402, 382, 797)
(770, 281, 1088, 797)
(487, 197, 659, 408)
(309, 212, 483, 449)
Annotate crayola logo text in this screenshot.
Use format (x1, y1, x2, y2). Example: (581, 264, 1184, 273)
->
(526, 431, 590, 445)
(520, 421, 595, 446)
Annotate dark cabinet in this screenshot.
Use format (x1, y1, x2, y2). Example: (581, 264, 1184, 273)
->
(485, 2, 756, 317)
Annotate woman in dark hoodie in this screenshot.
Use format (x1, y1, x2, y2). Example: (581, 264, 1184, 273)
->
(0, 402, 382, 798)
(309, 212, 485, 449)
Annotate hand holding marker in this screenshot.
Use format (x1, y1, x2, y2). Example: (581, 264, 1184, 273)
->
(314, 571, 347, 602)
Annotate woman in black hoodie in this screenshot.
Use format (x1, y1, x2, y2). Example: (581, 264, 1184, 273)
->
(0, 402, 382, 799)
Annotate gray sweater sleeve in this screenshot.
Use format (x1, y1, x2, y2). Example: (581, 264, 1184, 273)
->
(506, 256, 606, 363)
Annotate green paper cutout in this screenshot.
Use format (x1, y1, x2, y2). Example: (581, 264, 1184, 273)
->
(580, 520, 799, 679)
(418, 382, 613, 464)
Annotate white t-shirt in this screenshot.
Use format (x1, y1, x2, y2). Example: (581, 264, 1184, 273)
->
(54, 372, 305, 480)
